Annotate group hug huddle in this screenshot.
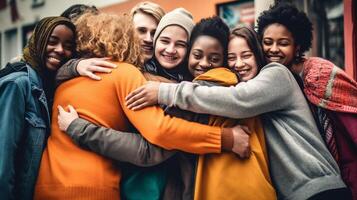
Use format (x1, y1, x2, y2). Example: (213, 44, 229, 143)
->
(0, 1, 356, 200)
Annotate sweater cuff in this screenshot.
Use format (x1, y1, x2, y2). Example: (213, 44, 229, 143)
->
(221, 128, 233, 151)
(72, 58, 85, 76)
(158, 82, 178, 107)
(66, 118, 88, 142)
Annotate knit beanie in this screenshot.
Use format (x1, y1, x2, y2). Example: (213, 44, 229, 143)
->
(153, 8, 194, 46)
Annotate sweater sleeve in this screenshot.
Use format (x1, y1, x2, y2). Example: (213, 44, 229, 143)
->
(55, 58, 82, 86)
(112, 63, 222, 154)
(66, 118, 176, 167)
(159, 63, 295, 119)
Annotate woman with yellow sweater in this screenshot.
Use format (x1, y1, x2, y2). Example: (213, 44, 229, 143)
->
(185, 22, 276, 200)
(34, 12, 247, 200)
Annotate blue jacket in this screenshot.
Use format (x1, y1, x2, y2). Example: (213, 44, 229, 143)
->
(0, 62, 51, 200)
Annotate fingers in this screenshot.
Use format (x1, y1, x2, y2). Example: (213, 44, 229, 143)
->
(241, 125, 252, 135)
(130, 99, 149, 111)
(240, 146, 251, 159)
(125, 86, 145, 103)
(236, 143, 251, 159)
(125, 82, 159, 110)
(67, 105, 76, 113)
(232, 125, 251, 159)
(57, 105, 65, 113)
(233, 124, 251, 135)
(93, 59, 117, 69)
(127, 96, 146, 110)
(58, 105, 77, 114)
(85, 72, 101, 80)
(89, 65, 112, 73)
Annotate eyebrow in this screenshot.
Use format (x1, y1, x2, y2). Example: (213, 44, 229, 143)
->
(209, 52, 222, 56)
(241, 50, 253, 53)
(159, 36, 170, 40)
(263, 37, 291, 41)
(192, 49, 203, 52)
(160, 36, 187, 43)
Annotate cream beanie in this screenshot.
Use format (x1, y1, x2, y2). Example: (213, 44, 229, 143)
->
(153, 8, 194, 46)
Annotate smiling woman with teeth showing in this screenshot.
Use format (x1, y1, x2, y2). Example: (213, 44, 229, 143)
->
(0, 16, 75, 200)
(46, 24, 75, 71)
(257, 2, 357, 199)
(142, 7, 194, 82)
(227, 26, 266, 82)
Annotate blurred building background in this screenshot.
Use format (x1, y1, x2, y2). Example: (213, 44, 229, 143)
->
(0, 0, 355, 79)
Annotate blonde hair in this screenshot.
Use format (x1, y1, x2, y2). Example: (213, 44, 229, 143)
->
(130, 1, 165, 23)
(75, 12, 143, 68)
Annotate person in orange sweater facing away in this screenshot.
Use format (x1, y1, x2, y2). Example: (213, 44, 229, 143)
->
(33, 12, 246, 200)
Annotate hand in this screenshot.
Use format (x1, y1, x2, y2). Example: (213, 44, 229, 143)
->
(57, 105, 79, 131)
(76, 57, 117, 80)
(125, 81, 160, 110)
(231, 125, 251, 159)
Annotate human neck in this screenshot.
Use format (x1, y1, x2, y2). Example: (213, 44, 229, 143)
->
(290, 61, 304, 74)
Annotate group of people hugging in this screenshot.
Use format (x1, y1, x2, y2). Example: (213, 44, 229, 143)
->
(0, 1, 356, 200)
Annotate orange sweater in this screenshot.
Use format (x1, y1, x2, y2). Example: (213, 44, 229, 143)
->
(34, 62, 221, 200)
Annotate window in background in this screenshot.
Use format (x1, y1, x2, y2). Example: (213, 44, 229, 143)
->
(289, 0, 344, 68)
(22, 23, 36, 48)
(4, 28, 18, 66)
(216, 0, 255, 29)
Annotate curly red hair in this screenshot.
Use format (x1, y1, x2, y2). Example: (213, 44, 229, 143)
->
(75, 12, 143, 68)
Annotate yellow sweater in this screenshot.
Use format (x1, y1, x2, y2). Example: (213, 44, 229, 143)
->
(193, 68, 277, 200)
(34, 62, 222, 200)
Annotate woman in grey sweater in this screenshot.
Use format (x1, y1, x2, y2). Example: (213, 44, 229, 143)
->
(125, 40, 348, 200)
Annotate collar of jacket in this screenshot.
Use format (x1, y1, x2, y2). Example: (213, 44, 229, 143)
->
(144, 58, 187, 82)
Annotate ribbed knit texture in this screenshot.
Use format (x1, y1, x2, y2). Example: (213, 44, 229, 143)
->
(303, 57, 357, 113)
(153, 8, 194, 46)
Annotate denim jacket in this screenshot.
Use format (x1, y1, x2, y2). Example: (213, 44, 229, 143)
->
(0, 62, 50, 200)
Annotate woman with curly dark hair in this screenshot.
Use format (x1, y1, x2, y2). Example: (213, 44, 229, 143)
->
(257, 2, 356, 199)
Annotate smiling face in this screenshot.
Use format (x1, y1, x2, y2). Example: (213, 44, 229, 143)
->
(228, 36, 258, 82)
(262, 23, 298, 67)
(133, 12, 158, 62)
(154, 25, 188, 69)
(45, 24, 74, 71)
(188, 35, 224, 77)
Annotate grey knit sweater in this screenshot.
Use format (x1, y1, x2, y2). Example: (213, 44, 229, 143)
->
(158, 62, 346, 200)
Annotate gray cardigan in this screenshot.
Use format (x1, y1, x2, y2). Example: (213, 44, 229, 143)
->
(158, 62, 346, 200)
